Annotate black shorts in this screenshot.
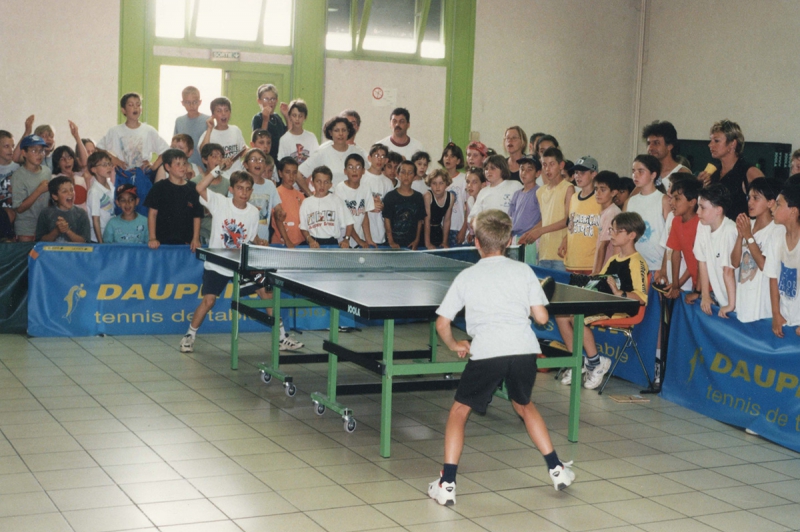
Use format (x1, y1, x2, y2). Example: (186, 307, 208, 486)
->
(201, 269, 260, 297)
(455, 354, 538, 414)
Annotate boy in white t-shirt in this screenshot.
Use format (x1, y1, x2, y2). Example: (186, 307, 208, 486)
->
(766, 180, 800, 337)
(430, 209, 573, 507)
(299, 166, 355, 248)
(688, 184, 738, 318)
(97, 93, 169, 170)
(180, 169, 302, 354)
(198, 97, 247, 178)
(731, 178, 780, 323)
(242, 149, 286, 243)
(361, 143, 392, 245)
(277, 99, 319, 165)
(0, 130, 20, 209)
(86, 150, 116, 243)
(333, 154, 375, 248)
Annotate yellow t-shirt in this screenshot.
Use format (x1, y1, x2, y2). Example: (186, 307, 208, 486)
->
(565, 191, 603, 270)
(535, 179, 570, 261)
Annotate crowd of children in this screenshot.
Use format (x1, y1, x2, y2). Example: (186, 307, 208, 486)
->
(2, 94, 799, 353)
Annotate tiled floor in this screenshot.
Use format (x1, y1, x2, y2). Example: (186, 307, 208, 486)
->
(1, 324, 799, 532)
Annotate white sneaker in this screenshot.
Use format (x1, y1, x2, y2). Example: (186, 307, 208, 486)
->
(279, 336, 304, 351)
(584, 357, 612, 390)
(549, 461, 575, 491)
(560, 365, 587, 385)
(428, 475, 456, 506)
(179, 334, 194, 353)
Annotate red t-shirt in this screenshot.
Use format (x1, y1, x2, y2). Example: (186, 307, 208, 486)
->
(666, 214, 700, 287)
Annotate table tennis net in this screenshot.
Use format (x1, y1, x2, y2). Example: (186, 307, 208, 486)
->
(240, 244, 488, 272)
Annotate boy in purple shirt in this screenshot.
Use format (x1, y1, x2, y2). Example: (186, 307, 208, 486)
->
(508, 155, 542, 262)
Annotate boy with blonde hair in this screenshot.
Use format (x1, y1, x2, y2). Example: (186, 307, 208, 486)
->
(430, 209, 574, 506)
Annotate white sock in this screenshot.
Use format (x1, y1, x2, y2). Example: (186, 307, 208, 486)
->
(656, 348, 661, 360)
(187, 326, 198, 339)
(279, 320, 287, 340)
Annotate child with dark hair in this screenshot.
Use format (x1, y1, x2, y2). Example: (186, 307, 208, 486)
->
(193, 143, 230, 244)
(97, 93, 169, 170)
(464, 167, 486, 243)
(85, 150, 115, 243)
(0, 130, 19, 209)
(591, 171, 621, 274)
(362, 144, 393, 246)
(51, 121, 90, 210)
(411, 151, 431, 194)
(383, 151, 403, 188)
(423, 169, 454, 249)
(35, 176, 91, 242)
(299, 166, 355, 249)
(558, 212, 649, 388)
(626, 154, 668, 270)
(687, 184, 737, 317)
(765, 182, 800, 337)
(615, 177, 635, 209)
(383, 161, 426, 249)
(334, 153, 375, 248)
(198, 97, 247, 178)
(732, 177, 780, 322)
(508, 155, 542, 244)
(103, 184, 148, 244)
(271, 157, 306, 247)
(277, 99, 319, 164)
(665, 178, 702, 298)
(144, 148, 203, 249)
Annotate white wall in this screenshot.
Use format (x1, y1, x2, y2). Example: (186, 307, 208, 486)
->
(0, 0, 120, 144)
(472, 0, 642, 175)
(639, 0, 800, 151)
(323, 58, 446, 157)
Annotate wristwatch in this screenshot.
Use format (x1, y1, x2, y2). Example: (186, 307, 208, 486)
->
(746, 237, 755, 245)
(621, 291, 627, 298)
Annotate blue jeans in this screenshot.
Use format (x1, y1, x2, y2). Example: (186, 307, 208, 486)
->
(537, 259, 566, 272)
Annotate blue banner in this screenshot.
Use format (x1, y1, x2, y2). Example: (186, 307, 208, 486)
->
(662, 297, 800, 453)
(27, 243, 355, 337)
(531, 266, 660, 389)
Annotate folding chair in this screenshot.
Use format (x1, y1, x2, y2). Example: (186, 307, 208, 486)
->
(589, 295, 651, 395)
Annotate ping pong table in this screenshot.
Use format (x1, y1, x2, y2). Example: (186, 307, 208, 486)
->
(197, 244, 639, 457)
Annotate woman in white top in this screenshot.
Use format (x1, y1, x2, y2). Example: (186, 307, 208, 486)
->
(298, 116, 368, 193)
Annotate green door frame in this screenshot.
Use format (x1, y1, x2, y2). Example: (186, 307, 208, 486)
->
(118, 0, 476, 156)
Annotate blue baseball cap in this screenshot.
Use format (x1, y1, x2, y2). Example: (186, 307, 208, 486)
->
(20, 135, 47, 149)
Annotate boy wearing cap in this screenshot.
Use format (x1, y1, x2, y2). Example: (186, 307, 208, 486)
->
(560, 156, 601, 274)
(11, 135, 52, 241)
(103, 184, 149, 244)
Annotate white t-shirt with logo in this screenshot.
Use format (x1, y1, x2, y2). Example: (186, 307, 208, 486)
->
(736, 220, 780, 323)
(97, 123, 169, 170)
(361, 172, 394, 244)
(198, 126, 247, 178)
(298, 193, 354, 241)
(278, 130, 319, 165)
(627, 190, 666, 270)
(765, 224, 800, 326)
(200, 189, 259, 276)
(693, 217, 738, 307)
(87, 180, 115, 242)
(334, 181, 375, 247)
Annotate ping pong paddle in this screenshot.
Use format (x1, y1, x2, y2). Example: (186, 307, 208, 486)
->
(540, 276, 555, 301)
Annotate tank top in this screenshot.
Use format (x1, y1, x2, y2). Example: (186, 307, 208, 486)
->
(429, 191, 452, 246)
(710, 158, 752, 220)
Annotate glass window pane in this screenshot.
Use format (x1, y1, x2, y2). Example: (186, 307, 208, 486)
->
(263, 0, 293, 46)
(326, 0, 352, 51)
(158, 65, 222, 142)
(421, 0, 444, 58)
(362, 0, 417, 54)
(196, 0, 261, 41)
(155, 0, 186, 39)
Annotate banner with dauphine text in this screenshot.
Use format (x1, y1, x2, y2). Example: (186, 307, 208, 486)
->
(662, 298, 800, 453)
(27, 243, 362, 337)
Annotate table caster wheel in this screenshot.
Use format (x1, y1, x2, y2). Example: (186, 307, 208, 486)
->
(314, 402, 326, 416)
(285, 383, 297, 397)
(260, 371, 272, 384)
(444, 373, 453, 380)
(343, 417, 356, 433)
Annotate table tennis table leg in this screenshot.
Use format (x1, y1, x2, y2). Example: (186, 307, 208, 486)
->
(380, 319, 395, 458)
(230, 272, 240, 371)
(310, 307, 354, 428)
(567, 314, 585, 442)
(429, 321, 437, 362)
